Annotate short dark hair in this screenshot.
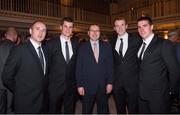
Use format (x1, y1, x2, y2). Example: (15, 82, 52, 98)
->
(137, 16, 153, 25)
(61, 17, 74, 25)
(30, 20, 46, 29)
(114, 17, 127, 25)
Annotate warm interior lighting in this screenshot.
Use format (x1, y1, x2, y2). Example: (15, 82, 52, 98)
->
(164, 31, 168, 39)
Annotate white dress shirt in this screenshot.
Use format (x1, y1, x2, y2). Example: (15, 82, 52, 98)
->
(60, 35, 73, 60)
(115, 32, 128, 57)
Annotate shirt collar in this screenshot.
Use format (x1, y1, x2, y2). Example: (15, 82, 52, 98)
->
(118, 32, 128, 40)
(143, 33, 154, 45)
(90, 39, 99, 45)
(30, 38, 41, 49)
(60, 34, 70, 43)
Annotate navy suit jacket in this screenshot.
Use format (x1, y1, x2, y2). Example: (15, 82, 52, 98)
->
(76, 40, 113, 95)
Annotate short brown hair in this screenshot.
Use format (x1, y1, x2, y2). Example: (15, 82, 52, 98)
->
(137, 16, 153, 25)
(30, 20, 46, 29)
(114, 17, 127, 25)
(61, 17, 74, 25)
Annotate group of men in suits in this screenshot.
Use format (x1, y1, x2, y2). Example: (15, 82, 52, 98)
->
(0, 16, 179, 114)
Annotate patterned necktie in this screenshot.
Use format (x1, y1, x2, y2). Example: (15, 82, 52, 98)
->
(139, 42, 146, 60)
(93, 42, 99, 63)
(65, 41, 70, 63)
(119, 38, 123, 57)
(38, 46, 44, 70)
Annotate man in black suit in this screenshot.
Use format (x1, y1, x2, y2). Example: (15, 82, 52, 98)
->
(2, 21, 49, 113)
(137, 16, 180, 113)
(46, 17, 78, 113)
(76, 24, 113, 114)
(0, 27, 18, 113)
(110, 17, 142, 114)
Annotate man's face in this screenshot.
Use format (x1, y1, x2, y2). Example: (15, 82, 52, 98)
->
(60, 21, 73, 38)
(29, 22, 47, 43)
(168, 32, 179, 42)
(5, 29, 17, 42)
(88, 25, 100, 41)
(114, 20, 127, 36)
(137, 20, 153, 39)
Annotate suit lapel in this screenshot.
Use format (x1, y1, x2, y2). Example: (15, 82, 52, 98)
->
(57, 38, 67, 63)
(87, 41, 97, 63)
(113, 37, 119, 55)
(98, 41, 103, 63)
(26, 40, 44, 74)
(123, 36, 132, 58)
(143, 36, 158, 60)
(71, 38, 76, 55)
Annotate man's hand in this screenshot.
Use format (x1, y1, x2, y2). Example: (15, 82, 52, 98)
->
(78, 87, 85, 96)
(106, 84, 113, 94)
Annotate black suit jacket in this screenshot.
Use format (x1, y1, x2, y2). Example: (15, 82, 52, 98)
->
(46, 37, 78, 95)
(110, 33, 142, 90)
(2, 40, 49, 113)
(76, 40, 113, 95)
(139, 35, 180, 100)
(0, 39, 15, 89)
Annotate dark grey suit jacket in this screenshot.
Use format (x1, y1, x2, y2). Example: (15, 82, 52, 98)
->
(46, 37, 79, 96)
(2, 40, 49, 113)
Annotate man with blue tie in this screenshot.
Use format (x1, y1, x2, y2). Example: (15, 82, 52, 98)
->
(76, 24, 113, 114)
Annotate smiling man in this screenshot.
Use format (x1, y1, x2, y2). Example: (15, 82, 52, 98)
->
(76, 24, 113, 114)
(137, 16, 180, 114)
(46, 17, 79, 114)
(2, 21, 48, 113)
(110, 17, 142, 114)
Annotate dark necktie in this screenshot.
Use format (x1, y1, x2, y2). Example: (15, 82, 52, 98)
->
(38, 46, 44, 70)
(139, 42, 146, 60)
(65, 41, 70, 63)
(119, 38, 123, 57)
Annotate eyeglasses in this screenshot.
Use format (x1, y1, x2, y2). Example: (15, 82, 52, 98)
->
(89, 30, 100, 32)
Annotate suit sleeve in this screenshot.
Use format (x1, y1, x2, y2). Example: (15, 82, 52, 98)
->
(106, 43, 114, 84)
(162, 40, 180, 94)
(2, 47, 20, 93)
(76, 46, 84, 87)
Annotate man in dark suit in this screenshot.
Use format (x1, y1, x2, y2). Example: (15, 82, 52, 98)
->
(0, 27, 18, 113)
(76, 24, 113, 114)
(168, 29, 180, 64)
(2, 21, 48, 113)
(46, 17, 78, 113)
(168, 29, 180, 113)
(110, 17, 142, 114)
(137, 16, 180, 113)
